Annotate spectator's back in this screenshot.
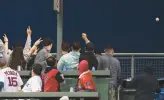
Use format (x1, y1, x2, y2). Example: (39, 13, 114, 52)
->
(79, 42, 98, 70)
(101, 45, 121, 100)
(57, 41, 81, 71)
(95, 50, 103, 70)
(57, 52, 80, 71)
(127, 65, 159, 100)
(1, 67, 23, 92)
(34, 48, 48, 70)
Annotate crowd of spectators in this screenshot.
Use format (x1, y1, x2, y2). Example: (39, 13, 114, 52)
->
(0, 26, 160, 100)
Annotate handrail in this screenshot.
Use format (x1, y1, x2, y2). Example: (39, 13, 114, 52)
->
(51, 53, 164, 56)
(0, 92, 99, 98)
(113, 53, 164, 56)
(19, 70, 110, 77)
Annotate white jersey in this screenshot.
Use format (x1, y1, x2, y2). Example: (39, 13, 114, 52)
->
(22, 75, 42, 92)
(0, 67, 23, 92)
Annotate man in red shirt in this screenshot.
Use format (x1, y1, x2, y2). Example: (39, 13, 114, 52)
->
(76, 60, 96, 92)
(42, 56, 64, 92)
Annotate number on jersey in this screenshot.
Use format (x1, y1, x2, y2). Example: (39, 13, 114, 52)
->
(8, 77, 18, 87)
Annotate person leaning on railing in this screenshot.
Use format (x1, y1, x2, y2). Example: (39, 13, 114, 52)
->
(101, 45, 121, 100)
(42, 56, 64, 92)
(74, 60, 96, 92)
(22, 64, 43, 92)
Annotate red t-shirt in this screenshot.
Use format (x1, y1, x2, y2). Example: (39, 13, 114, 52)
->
(77, 71, 96, 92)
(42, 68, 64, 92)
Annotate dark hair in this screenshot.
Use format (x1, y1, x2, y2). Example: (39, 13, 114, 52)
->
(26, 55, 36, 70)
(61, 42, 70, 51)
(104, 44, 114, 51)
(33, 64, 42, 75)
(13, 42, 22, 50)
(72, 41, 81, 51)
(46, 56, 56, 67)
(9, 47, 26, 70)
(42, 37, 53, 46)
(85, 42, 95, 51)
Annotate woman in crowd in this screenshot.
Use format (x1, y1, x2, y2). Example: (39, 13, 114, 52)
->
(3, 26, 42, 71)
(8, 38, 42, 71)
(3, 26, 32, 62)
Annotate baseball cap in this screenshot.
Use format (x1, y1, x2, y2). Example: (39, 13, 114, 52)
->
(0, 52, 6, 67)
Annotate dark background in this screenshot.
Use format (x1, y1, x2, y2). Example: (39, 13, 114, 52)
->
(0, 0, 164, 53)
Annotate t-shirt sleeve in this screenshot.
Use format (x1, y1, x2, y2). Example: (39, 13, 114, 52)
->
(31, 78, 42, 92)
(0, 71, 5, 83)
(55, 71, 64, 83)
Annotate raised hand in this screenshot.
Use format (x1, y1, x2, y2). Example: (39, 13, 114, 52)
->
(3, 34, 8, 43)
(33, 47, 39, 55)
(27, 26, 32, 36)
(48, 53, 52, 57)
(34, 38, 43, 46)
(82, 33, 88, 40)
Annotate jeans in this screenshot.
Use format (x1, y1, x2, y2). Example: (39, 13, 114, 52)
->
(109, 87, 117, 100)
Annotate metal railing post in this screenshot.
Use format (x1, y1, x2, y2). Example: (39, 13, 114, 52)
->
(131, 55, 134, 78)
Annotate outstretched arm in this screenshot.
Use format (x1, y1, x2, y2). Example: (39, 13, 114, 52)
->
(28, 38, 42, 56)
(82, 33, 90, 44)
(3, 34, 8, 53)
(23, 26, 32, 57)
(3, 34, 12, 61)
(24, 38, 42, 61)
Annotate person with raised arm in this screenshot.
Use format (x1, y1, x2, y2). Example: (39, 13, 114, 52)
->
(79, 33, 98, 70)
(3, 26, 32, 62)
(34, 37, 53, 71)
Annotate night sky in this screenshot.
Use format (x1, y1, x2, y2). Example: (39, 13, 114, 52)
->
(0, 0, 164, 52)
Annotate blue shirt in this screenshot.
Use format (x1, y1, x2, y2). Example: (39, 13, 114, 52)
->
(57, 51, 80, 71)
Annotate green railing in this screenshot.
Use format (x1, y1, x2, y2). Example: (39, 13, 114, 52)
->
(19, 71, 110, 100)
(19, 70, 110, 77)
(0, 92, 99, 100)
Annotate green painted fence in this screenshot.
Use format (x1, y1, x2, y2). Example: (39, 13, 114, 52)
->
(0, 92, 99, 100)
(19, 71, 110, 100)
